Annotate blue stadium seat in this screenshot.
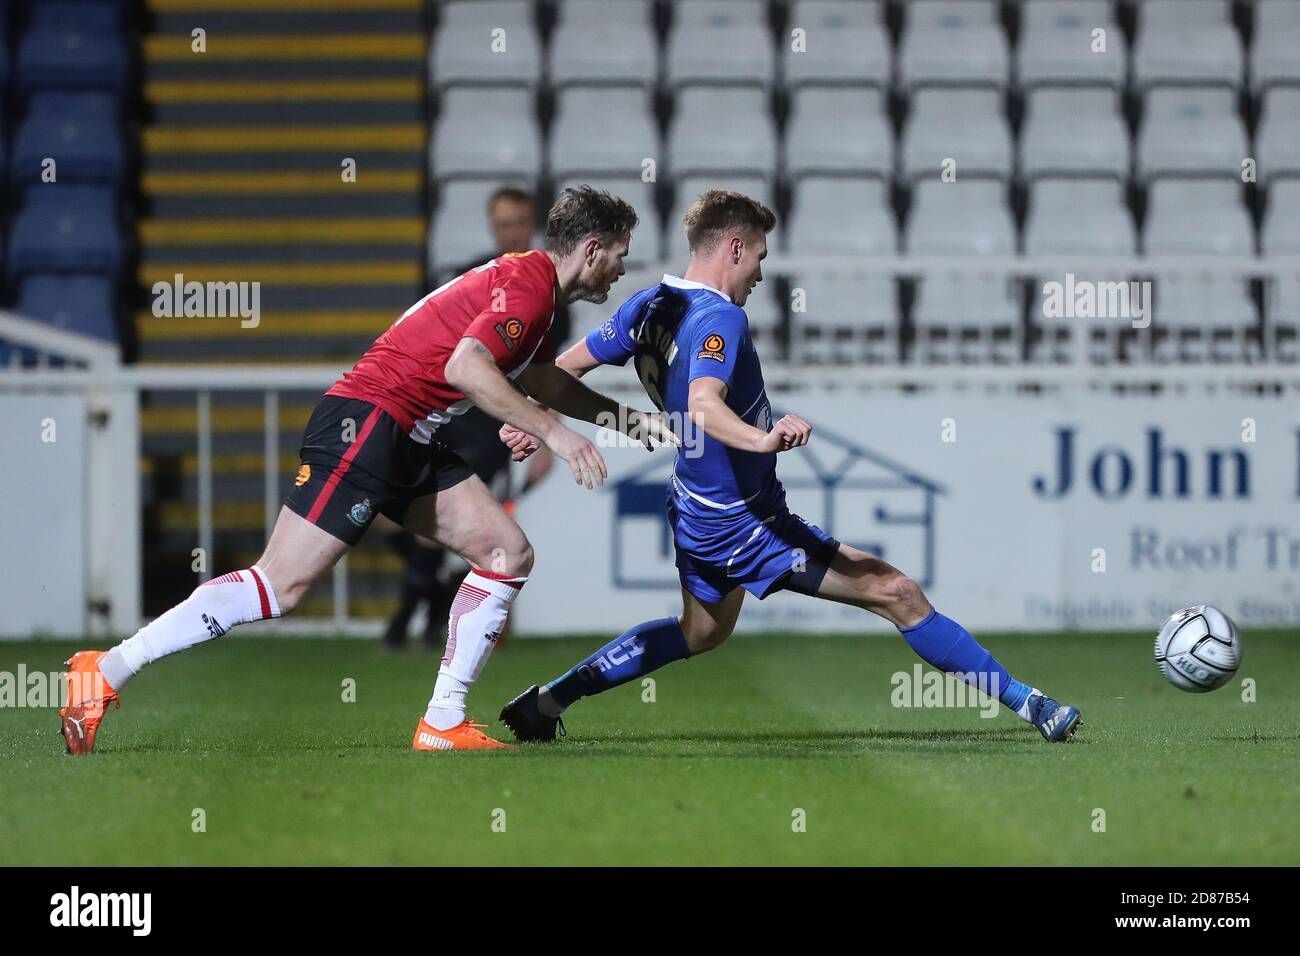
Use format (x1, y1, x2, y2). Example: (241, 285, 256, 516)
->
(17, 20, 129, 92)
(7, 185, 123, 279)
(13, 94, 126, 184)
(17, 274, 118, 343)
(29, 2, 126, 35)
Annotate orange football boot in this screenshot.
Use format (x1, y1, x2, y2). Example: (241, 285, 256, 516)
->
(412, 717, 516, 752)
(59, 651, 119, 755)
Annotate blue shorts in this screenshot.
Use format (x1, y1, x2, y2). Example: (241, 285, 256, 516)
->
(667, 485, 841, 604)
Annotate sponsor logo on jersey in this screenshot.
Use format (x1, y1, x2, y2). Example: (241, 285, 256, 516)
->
(347, 498, 374, 527)
(294, 463, 311, 487)
(495, 317, 525, 351)
(697, 333, 726, 362)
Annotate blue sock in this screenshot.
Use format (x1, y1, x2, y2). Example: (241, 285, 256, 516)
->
(898, 608, 1033, 713)
(547, 617, 691, 708)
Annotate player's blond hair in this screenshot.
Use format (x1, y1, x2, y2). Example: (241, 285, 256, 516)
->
(682, 189, 776, 254)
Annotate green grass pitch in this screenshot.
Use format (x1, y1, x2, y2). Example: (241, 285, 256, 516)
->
(1, 632, 1296, 866)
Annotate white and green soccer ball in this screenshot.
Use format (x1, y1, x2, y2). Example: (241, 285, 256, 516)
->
(1154, 605, 1242, 692)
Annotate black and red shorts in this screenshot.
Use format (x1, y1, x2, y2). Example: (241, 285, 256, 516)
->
(285, 395, 473, 546)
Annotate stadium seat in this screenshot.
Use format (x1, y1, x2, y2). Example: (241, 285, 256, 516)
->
(1256, 88, 1300, 184)
(1024, 179, 1136, 255)
(898, 0, 1009, 90)
(1265, 274, 1300, 362)
(550, 87, 659, 180)
(431, 88, 541, 181)
(900, 89, 1011, 181)
(1136, 88, 1247, 181)
(1028, 270, 1144, 365)
(430, 0, 542, 90)
(666, 0, 774, 90)
(428, 180, 524, 277)
(6, 185, 122, 279)
(1262, 181, 1300, 254)
(1151, 273, 1260, 365)
(12, 95, 126, 184)
(549, 0, 657, 90)
(29, 2, 125, 34)
(742, 279, 784, 352)
(667, 87, 777, 180)
(911, 272, 1021, 365)
(1019, 88, 1129, 180)
(789, 271, 898, 365)
(1252, 0, 1300, 92)
(783, 87, 893, 180)
(787, 177, 897, 255)
(1017, 0, 1126, 89)
(1144, 180, 1254, 255)
(17, 274, 118, 342)
(906, 180, 1015, 255)
(1132, 0, 1242, 89)
(16, 20, 129, 92)
(668, 175, 778, 253)
(781, 0, 891, 90)
(555, 175, 661, 264)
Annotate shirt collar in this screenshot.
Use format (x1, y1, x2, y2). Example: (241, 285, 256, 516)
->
(662, 274, 731, 302)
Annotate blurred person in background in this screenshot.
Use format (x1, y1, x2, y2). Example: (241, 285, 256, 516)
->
(384, 187, 562, 650)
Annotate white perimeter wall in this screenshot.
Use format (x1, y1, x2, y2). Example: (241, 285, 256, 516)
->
(513, 388, 1300, 635)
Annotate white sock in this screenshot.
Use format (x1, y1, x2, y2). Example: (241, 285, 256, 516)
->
(424, 568, 525, 731)
(1016, 687, 1043, 722)
(537, 686, 564, 717)
(99, 566, 282, 690)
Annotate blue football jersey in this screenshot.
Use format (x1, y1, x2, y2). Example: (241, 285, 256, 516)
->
(585, 275, 782, 519)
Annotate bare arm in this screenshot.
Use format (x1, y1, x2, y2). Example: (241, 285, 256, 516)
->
(688, 377, 811, 454)
(443, 337, 607, 488)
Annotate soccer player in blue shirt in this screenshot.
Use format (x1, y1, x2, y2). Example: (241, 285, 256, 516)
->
(499, 190, 1082, 743)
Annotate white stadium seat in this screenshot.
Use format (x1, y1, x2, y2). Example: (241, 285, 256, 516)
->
(790, 271, 899, 365)
(666, 0, 774, 90)
(430, 0, 541, 90)
(1132, 0, 1242, 89)
(1144, 180, 1254, 255)
(429, 180, 523, 276)
(1019, 88, 1128, 180)
(668, 87, 777, 179)
(1266, 274, 1300, 362)
(1024, 179, 1136, 256)
(900, 89, 1012, 181)
(1253, 0, 1300, 91)
(906, 180, 1015, 255)
(431, 88, 541, 180)
(1017, 0, 1125, 89)
(898, 0, 1009, 90)
(782, 0, 891, 89)
(1262, 181, 1300, 254)
(1151, 273, 1260, 365)
(549, 0, 657, 89)
(787, 176, 897, 255)
(1136, 88, 1247, 181)
(911, 273, 1021, 365)
(1256, 88, 1300, 184)
(549, 87, 659, 179)
(783, 87, 893, 179)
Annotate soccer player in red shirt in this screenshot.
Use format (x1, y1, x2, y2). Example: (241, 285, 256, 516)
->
(60, 187, 674, 753)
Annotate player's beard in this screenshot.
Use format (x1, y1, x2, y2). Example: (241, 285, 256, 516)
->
(575, 282, 611, 304)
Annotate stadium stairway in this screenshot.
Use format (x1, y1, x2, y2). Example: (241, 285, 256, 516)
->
(135, 0, 431, 617)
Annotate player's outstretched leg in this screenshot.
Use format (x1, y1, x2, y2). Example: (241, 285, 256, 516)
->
(60, 507, 343, 755)
(403, 476, 533, 752)
(500, 586, 744, 742)
(810, 545, 1081, 741)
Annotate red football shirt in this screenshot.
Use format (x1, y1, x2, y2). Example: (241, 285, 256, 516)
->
(326, 250, 559, 441)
